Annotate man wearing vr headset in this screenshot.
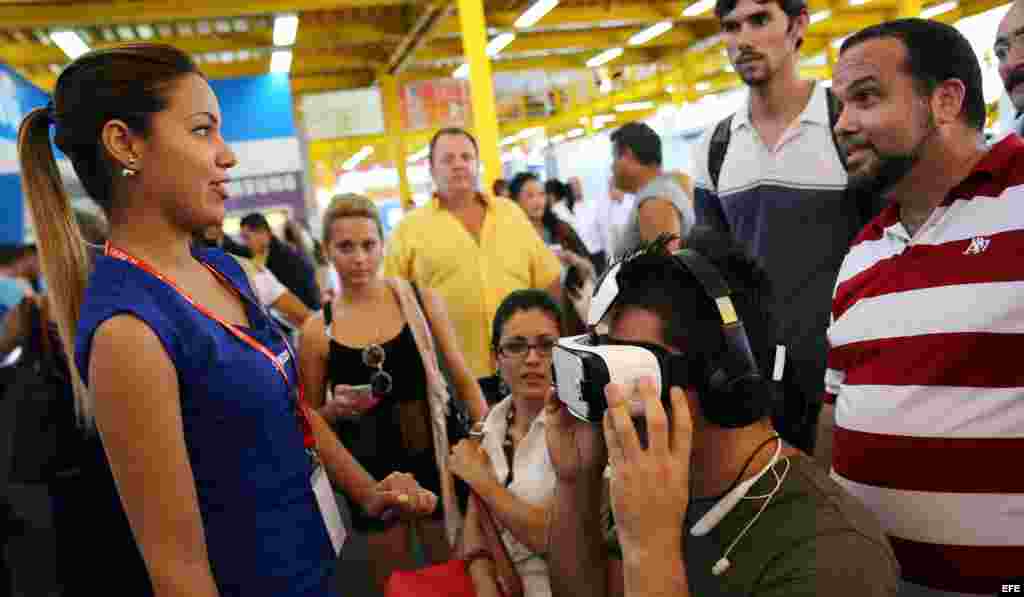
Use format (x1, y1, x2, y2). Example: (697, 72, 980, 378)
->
(544, 230, 898, 597)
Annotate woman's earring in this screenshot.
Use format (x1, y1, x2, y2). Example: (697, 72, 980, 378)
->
(122, 158, 137, 177)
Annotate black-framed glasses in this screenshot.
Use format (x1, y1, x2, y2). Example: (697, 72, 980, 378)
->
(498, 337, 558, 359)
(363, 344, 394, 396)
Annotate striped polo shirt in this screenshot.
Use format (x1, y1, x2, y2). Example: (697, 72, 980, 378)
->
(825, 134, 1024, 595)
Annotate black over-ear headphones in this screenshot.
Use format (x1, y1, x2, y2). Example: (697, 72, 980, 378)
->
(667, 249, 771, 428)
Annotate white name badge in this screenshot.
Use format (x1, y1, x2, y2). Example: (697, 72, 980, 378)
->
(311, 466, 347, 555)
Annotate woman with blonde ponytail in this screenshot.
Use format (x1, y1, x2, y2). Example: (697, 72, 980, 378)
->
(17, 44, 438, 597)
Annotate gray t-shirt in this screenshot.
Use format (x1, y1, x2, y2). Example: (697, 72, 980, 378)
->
(617, 174, 695, 259)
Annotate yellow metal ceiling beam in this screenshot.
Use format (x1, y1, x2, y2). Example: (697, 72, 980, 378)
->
(416, 26, 696, 63)
(0, 0, 409, 29)
(807, 9, 891, 37)
(288, 50, 386, 73)
(0, 22, 405, 69)
(309, 128, 441, 163)
(405, 47, 659, 77)
(436, 3, 694, 36)
(493, 48, 659, 73)
(291, 71, 377, 95)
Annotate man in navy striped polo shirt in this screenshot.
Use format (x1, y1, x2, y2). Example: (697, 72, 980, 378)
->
(693, 0, 875, 455)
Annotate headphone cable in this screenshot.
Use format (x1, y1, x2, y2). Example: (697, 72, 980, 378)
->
(717, 434, 781, 499)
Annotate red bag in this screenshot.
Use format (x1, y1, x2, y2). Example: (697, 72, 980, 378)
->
(385, 559, 476, 597)
(384, 493, 524, 597)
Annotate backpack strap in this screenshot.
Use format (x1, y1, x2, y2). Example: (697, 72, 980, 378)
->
(708, 114, 734, 191)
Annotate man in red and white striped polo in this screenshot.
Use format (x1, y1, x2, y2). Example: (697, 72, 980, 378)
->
(822, 18, 1024, 597)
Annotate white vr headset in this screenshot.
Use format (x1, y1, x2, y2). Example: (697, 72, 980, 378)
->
(552, 249, 784, 427)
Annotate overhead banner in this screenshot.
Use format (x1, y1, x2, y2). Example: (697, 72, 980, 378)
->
(300, 87, 386, 140)
(401, 79, 473, 130)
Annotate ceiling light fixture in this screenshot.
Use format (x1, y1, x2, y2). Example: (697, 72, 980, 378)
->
(586, 47, 623, 68)
(629, 21, 673, 46)
(683, 0, 716, 17)
(920, 1, 958, 18)
(273, 13, 299, 46)
(343, 146, 375, 171)
(270, 49, 293, 73)
(515, 0, 559, 28)
(486, 32, 516, 57)
(407, 147, 429, 163)
(50, 31, 90, 60)
(615, 101, 655, 112)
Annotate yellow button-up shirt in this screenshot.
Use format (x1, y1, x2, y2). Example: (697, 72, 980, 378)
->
(383, 193, 562, 377)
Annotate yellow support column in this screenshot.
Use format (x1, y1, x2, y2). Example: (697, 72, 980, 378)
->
(381, 75, 414, 211)
(456, 0, 502, 192)
(896, 0, 921, 18)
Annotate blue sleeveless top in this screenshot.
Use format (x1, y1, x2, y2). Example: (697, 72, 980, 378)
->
(75, 247, 333, 597)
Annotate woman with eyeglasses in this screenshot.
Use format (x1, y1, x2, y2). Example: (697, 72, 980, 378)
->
(298, 193, 489, 592)
(448, 289, 564, 597)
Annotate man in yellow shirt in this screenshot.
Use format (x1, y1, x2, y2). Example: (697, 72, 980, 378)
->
(384, 127, 563, 378)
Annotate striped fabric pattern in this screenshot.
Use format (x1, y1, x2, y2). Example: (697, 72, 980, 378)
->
(825, 135, 1024, 595)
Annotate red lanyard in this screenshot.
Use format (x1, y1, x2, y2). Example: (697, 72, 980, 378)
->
(104, 243, 315, 449)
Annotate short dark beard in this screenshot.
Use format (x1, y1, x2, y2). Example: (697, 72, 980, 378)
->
(848, 151, 920, 195)
(847, 109, 937, 195)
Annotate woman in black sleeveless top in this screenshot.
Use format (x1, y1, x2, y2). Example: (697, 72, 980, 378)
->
(299, 194, 488, 592)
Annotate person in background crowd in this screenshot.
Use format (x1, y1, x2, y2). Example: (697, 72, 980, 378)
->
(610, 123, 695, 257)
(283, 218, 318, 270)
(545, 231, 898, 597)
(543, 179, 578, 234)
(197, 223, 251, 258)
(450, 290, 564, 597)
(593, 177, 637, 266)
(195, 225, 310, 329)
(996, 0, 1024, 135)
(564, 176, 607, 270)
(384, 127, 562, 378)
(822, 19, 1024, 596)
(492, 178, 510, 199)
(541, 178, 605, 274)
(239, 212, 321, 310)
(300, 193, 488, 592)
(692, 0, 881, 456)
(16, 42, 436, 597)
(310, 239, 332, 305)
(0, 208, 108, 597)
(510, 173, 589, 257)
(0, 245, 35, 321)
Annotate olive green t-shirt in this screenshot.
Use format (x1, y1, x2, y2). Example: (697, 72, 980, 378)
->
(606, 453, 900, 596)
